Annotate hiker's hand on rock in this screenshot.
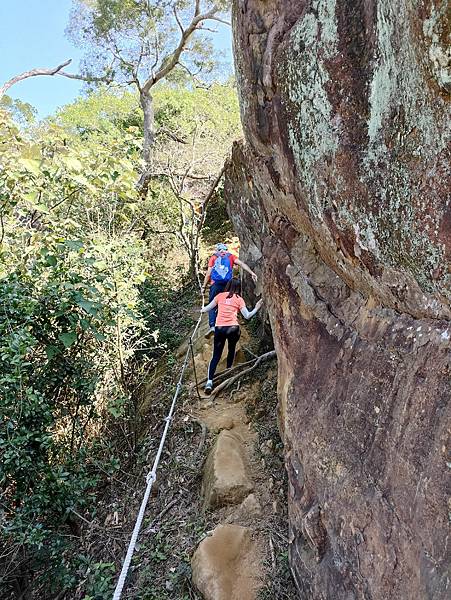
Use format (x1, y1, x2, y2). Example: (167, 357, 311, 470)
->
(256, 299, 263, 310)
(251, 272, 258, 283)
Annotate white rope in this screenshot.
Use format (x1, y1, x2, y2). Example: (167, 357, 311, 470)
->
(112, 268, 205, 600)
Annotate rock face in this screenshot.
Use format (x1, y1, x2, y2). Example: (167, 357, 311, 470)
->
(202, 430, 253, 508)
(226, 1, 450, 599)
(191, 524, 261, 600)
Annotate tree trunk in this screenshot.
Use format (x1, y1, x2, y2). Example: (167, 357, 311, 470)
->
(137, 90, 155, 199)
(140, 90, 154, 165)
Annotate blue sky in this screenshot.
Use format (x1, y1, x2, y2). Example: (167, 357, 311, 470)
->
(0, 1, 232, 118)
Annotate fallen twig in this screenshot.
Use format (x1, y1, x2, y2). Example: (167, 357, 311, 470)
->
(243, 345, 259, 359)
(143, 498, 179, 533)
(269, 535, 276, 571)
(193, 419, 207, 458)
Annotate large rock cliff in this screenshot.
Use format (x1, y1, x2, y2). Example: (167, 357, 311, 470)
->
(225, 1, 450, 598)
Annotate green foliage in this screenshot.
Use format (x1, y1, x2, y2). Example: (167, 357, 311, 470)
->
(138, 276, 197, 356)
(53, 86, 141, 135)
(0, 240, 148, 591)
(80, 560, 116, 599)
(153, 82, 241, 176)
(0, 95, 37, 126)
(51, 82, 241, 259)
(0, 73, 239, 596)
(0, 107, 150, 593)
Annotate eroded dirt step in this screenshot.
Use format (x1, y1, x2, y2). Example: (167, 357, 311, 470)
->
(184, 333, 296, 599)
(191, 524, 263, 600)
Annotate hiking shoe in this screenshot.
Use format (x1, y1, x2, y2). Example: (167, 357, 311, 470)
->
(205, 326, 215, 339)
(204, 380, 213, 395)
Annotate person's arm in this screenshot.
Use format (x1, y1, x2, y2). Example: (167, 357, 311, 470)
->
(240, 298, 263, 319)
(201, 296, 218, 313)
(235, 258, 257, 283)
(202, 266, 212, 291)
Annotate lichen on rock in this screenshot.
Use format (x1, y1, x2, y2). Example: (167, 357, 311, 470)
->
(226, 0, 450, 598)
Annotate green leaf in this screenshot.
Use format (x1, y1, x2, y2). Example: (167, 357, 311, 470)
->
(19, 158, 41, 176)
(93, 260, 107, 270)
(61, 156, 83, 172)
(80, 318, 90, 331)
(45, 345, 60, 359)
(77, 298, 99, 316)
(45, 255, 57, 267)
(65, 240, 84, 251)
(58, 332, 77, 348)
(23, 191, 39, 203)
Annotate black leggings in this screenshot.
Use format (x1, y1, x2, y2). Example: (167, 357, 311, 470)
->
(208, 326, 241, 380)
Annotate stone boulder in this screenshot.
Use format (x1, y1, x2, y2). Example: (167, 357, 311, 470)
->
(226, 1, 450, 598)
(202, 430, 253, 509)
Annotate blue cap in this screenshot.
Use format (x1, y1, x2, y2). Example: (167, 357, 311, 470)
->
(216, 243, 228, 251)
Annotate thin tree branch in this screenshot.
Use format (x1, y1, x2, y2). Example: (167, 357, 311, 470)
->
(173, 5, 184, 35)
(136, 41, 145, 75)
(58, 70, 113, 84)
(197, 26, 219, 33)
(150, 32, 160, 74)
(49, 187, 82, 210)
(193, 163, 226, 268)
(142, 5, 224, 93)
(209, 16, 232, 26)
(0, 59, 72, 96)
(158, 126, 188, 144)
(109, 38, 138, 79)
(178, 61, 203, 81)
(145, 170, 211, 181)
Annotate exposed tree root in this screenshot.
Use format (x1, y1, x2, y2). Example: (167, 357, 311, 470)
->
(199, 351, 276, 387)
(208, 350, 276, 398)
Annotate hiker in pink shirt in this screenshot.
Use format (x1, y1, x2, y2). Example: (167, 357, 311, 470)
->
(201, 278, 262, 395)
(201, 243, 257, 337)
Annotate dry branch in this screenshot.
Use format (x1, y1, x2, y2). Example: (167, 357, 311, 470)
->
(209, 350, 277, 398)
(199, 354, 262, 386)
(0, 59, 113, 98)
(0, 59, 72, 96)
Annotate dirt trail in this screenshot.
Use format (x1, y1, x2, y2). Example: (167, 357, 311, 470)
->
(126, 312, 296, 599)
(187, 315, 279, 600)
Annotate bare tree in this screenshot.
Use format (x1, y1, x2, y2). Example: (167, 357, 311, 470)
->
(68, 0, 231, 197)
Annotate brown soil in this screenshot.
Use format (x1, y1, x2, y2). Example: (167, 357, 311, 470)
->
(188, 319, 297, 599)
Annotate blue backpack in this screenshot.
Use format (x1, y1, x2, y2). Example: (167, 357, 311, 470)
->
(211, 252, 233, 282)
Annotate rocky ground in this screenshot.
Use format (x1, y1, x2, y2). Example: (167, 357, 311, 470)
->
(78, 312, 297, 599)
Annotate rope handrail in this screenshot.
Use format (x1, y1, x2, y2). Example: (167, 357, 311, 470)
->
(112, 263, 205, 600)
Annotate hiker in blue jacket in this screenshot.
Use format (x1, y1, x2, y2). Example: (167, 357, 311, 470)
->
(201, 243, 257, 337)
